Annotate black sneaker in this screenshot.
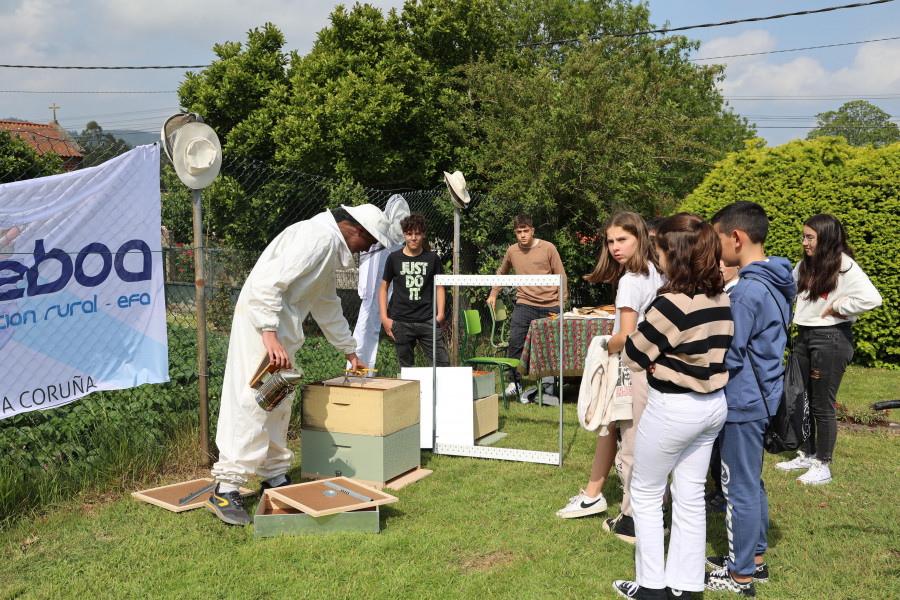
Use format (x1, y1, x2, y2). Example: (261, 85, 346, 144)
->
(666, 589, 694, 600)
(705, 490, 727, 513)
(205, 485, 251, 526)
(705, 556, 769, 583)
(705, 567, 756, 597)
(259, 474, 293, 493)
(612, 580, 666, 599)
(603, 513, 636, 544)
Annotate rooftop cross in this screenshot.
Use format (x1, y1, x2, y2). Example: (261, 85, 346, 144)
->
(49, 102, 60, 122)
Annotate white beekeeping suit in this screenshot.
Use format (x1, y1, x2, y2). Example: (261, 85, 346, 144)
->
(211, 210, 361, 487)
(347, 194, 409, 373)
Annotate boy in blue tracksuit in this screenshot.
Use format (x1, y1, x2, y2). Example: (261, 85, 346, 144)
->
(707, 202, 797, 598)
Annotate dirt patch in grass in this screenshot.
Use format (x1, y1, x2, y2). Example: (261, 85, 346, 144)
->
(838, 421, 900, 434)
(460, 550, 515, 572)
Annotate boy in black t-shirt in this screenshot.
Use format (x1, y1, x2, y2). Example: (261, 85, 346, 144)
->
(379, 213, 450, 368)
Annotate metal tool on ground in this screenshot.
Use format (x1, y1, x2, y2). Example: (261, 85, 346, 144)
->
(323, 480, 373, 502)
(177, 481, 217, 505)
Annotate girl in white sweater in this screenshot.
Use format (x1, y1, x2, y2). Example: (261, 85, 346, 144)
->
(776, 214, 882, 485)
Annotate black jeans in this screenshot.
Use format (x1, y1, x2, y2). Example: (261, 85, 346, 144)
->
(392, 320, 450, 368)
(794, 323, 854, 463)
(507, 303, 556, 384)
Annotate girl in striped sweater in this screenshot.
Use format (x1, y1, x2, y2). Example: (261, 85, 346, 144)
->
(613, 213, 734, 600)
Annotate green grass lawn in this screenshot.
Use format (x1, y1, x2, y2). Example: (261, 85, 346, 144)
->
(1, 369, 898, 600)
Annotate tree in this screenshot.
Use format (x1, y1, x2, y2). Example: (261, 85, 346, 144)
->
(263, 3, 443, 186)
(0, 133, 63, 183)
(175, 1, 755, 254)
(178, 23, 290, 161)
(77, 121, 131, 166)
(807, 100, 900, 148)
(452, 34, 754, 294)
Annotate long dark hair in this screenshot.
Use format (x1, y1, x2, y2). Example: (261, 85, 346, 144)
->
(584, 212, 657, 286)
(796, 213, 855, 298)
(655, 213, 724, 298)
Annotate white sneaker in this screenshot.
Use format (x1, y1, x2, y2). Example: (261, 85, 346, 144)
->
(776, 450, 814, 471)
(797, 458, 832, 485)
(504, 382, 523, 396)
(555, 489, 607, 518)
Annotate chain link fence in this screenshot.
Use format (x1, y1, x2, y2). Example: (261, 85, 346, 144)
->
(0, 128, 610, 519)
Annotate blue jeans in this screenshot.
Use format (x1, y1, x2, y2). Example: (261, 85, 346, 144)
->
(507, 303, 556, 383)
(794, 324, 854, 463)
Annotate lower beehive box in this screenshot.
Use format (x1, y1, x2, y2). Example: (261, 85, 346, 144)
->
(254, 492, 380, 537)
(300, 424, 420, 483)
(473, 394, 499, 439)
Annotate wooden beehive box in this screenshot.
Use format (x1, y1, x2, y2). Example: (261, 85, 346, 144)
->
(300, 424, 420, 483)
(301, 377, 420, 436)
(473, 371, 495, 400)
(254, 493, 380, 537)
(473, 394, 499, 439)
(253, 477, 396, 537)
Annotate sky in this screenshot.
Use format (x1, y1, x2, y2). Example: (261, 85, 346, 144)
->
(1, 0, 898, 147)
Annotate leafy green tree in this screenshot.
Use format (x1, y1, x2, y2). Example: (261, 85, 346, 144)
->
(179, 23, 290, 160)
(175, 1, 755, 256)
(807, 100, 900, 148)
(264, 3, 442, 187)
(77, 121, 131, 166)
(0, 133, 63, 183)
(453, 34, 754, 292)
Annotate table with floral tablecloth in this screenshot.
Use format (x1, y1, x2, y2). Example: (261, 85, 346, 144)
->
(519, 316, 615, 378)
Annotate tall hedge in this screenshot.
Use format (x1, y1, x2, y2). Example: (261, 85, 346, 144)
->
(681, 137, 900, 368)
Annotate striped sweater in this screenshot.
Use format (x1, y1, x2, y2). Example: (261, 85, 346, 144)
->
(624, 291, 734, 395)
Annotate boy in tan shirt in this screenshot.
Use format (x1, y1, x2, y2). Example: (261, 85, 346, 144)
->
(487, 215, 567, 398)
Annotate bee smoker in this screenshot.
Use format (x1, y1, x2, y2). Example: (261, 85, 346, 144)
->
(255, 369, 303, 411)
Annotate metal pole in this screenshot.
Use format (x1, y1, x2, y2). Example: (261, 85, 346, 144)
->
(558, 274, 564, 467)
(451, 207, 460, 365)
(192, 188, 211, 467)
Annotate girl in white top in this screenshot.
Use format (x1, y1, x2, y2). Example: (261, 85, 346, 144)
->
(776, 214, 881, 485)
(556, 212, 663, 536)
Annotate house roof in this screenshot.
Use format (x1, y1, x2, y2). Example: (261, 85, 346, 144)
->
(0, 120, 83, 158)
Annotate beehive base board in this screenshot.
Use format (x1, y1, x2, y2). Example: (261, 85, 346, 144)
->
(300, 466, 432, 491)
(475, 431, 508, 446)
(131, 478, 254, 513)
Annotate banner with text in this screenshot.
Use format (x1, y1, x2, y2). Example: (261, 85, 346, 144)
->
(0, 144, 168, 419)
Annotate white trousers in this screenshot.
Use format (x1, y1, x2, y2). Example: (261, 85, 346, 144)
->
(347, 291, 383, 373)
(211, 303, 294, 487)
(632, 386, 727, 592)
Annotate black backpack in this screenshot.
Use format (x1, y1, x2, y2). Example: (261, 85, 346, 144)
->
(743, 277, 810, 454)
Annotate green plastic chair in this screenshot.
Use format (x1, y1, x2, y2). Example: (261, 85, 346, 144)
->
(461, 309, 521, 409)
(488, 298, 510, 352)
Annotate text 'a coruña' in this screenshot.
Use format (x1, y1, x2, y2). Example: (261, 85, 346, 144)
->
(2, 375, 98, 414)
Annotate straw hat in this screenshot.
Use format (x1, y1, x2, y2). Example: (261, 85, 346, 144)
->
(443, 170, 471, 209)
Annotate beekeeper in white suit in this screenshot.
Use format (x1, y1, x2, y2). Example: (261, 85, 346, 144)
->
(206, 204, 395, 526)
(347, 194, 409, 374)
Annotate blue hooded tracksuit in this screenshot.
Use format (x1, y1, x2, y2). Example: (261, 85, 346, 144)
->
(719, 258, 797, 576)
